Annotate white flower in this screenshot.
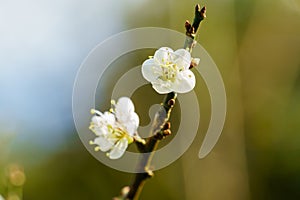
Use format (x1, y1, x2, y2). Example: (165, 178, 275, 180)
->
(89, 97, 139, 159)
(141, 47, 196, 94)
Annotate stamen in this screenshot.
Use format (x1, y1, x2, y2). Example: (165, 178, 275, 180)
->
(90, 109, 96, 114)
(110, 99, 116, 105)
(94, 146, 100, 151)
(89, 140, 94, 145)
(91, 109, 102, 116)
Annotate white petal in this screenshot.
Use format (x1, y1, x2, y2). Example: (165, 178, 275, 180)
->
(92, 126, 108, 136)
(102, 111, 115, 125)
(171, 70, 196, 93)
(152, 82, 173, 94)
(141, 59, 161, 82)
(92, 115, 102, 125)
(108, 137, 128, 159)
(115, 97, 135, 124)
(154, 47, 174, 64)
(122, 112, 139, 136)
(94, 136, 114, 152)
(116, 97, 134, 112)
(173, 49, 192, 70)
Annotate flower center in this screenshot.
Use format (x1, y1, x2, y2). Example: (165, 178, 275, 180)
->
(160, 62, 178, 82)
(107, 124, 133, 143)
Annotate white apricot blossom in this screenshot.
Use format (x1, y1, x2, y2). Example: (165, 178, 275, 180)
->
(89, 97, 140, 159)
(141, 47, 196, 94)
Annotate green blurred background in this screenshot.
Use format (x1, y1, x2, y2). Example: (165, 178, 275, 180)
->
(1, 0, 300, 199)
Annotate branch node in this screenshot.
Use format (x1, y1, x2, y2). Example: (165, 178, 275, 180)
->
(184, 4, 206, 50)
(121, 186, 130, 196)
(168, 99, 176, 107)
(163, 121, 171, 130)
(154, 131, 164, 140)
(189, 57, 201, 69)
(143, 167, 154, 178)
(163, 129, 171, 137)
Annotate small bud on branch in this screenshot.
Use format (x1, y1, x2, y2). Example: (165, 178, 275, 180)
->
(184, 4, 206, 51)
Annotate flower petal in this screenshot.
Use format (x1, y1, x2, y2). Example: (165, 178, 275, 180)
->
(92, 115, 102, 125)
(122, 112, 139, 136)
(173, 49, 192, 70)
(141, 59, 161, 82)
(102, 111, 115, 125)
(154, 47, 174, 64)
(115, 97, 135, 123)
(94, 136, 115, 152)
(152, 82, 173, 94)
(91, 126, 108, 136)
(108, 137, 128, 159)
(171, 70, 196, 93)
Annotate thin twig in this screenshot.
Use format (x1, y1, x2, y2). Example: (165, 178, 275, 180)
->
(126, 92, 176, 200)
(184, 4, 206, 52)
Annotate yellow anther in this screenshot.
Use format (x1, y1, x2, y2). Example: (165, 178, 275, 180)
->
(89, 140, 94, 145)
(94, 146, 100, 151)
(90, 109, 96, 114)
(110, 99, 116, 105)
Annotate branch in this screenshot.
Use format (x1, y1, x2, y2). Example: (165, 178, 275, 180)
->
(184, 4, 206, 52)
(115, 4, 207, 200)
(126, 92, 176, 200)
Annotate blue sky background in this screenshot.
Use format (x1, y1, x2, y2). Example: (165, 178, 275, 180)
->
(0, 0, 130, 150)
